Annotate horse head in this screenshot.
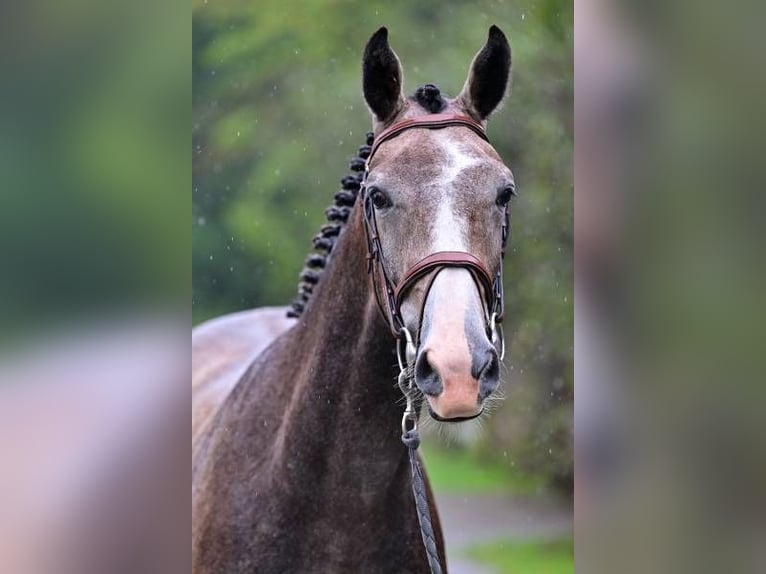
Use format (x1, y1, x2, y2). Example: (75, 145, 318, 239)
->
(361, 26, 514, 422)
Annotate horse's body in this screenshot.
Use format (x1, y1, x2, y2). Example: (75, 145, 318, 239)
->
(192, 307, 293, 445)
(193, 26, 513, 574)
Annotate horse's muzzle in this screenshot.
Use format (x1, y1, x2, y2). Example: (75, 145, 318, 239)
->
(415, 344, 499, 420)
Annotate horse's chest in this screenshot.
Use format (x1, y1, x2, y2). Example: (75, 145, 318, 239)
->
(245, 481, 428, 573)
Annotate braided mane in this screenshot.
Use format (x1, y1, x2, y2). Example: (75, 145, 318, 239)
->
(413, 84, 446, 113)
(286, 85, 445, 318)
(286, 130, 374, 318)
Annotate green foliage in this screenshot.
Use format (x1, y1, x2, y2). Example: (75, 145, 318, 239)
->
(193, 0, 572, 491)
(465, 537, 574, 574)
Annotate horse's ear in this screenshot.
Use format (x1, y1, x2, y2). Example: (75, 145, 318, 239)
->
(458, 26, 512, 121)
(363, 27, 405, 124)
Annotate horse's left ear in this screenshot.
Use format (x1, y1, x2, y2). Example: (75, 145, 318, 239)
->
(458, 26, 512, 121)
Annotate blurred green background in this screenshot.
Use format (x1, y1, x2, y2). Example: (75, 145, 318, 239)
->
(193, 1, 571, 570)
(0, 0, 189, 346)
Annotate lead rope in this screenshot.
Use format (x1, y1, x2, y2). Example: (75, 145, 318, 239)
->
(397, 329, 443, 574)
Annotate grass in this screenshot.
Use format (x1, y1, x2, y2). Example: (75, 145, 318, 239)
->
(420, 443, 543, 495)
(464, 537, 574, 574)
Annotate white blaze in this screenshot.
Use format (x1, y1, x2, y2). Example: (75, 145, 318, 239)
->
(431, 139, 480, 252)
(422, 138, 485, 350)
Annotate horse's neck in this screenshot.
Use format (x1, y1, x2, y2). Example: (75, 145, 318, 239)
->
(272, 209, 406, 486)
(193, 210, 430, 572)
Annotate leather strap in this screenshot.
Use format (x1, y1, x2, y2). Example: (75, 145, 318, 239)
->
(368, 114, 487, 164)
(393, 251, 494, 312)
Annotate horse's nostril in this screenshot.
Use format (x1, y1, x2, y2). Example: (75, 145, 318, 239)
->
(478, 351, 500, 401)
(414, 351, 443, 396)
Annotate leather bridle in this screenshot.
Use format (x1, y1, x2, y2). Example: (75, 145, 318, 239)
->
(360, 113, 509, 349)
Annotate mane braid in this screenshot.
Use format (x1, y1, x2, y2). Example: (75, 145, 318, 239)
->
(413, 84, 446, 114)
(286, 131, 374, 318)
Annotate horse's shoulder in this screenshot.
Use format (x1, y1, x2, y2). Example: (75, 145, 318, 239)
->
(192, 307, 294, 444)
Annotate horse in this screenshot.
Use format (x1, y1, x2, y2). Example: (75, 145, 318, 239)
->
(192, 26, 514, 574)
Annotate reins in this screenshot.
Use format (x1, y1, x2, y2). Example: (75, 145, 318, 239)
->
(360, 114, 510, 574)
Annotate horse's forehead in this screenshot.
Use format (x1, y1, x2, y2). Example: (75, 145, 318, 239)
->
(376, 130, 495, 190)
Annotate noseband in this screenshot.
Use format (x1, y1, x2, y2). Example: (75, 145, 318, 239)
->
(359, 114, 511, 574)
(360, 114, 509, 348)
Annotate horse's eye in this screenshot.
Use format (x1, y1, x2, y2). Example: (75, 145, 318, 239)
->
(496, 184, 517, 207)
(368, 187, 392, 210)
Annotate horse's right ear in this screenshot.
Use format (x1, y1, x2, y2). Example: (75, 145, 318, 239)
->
(363, 27, 404, 125)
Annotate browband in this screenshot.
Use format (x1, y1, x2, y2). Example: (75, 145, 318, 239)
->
(368, 114, 488, 164)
